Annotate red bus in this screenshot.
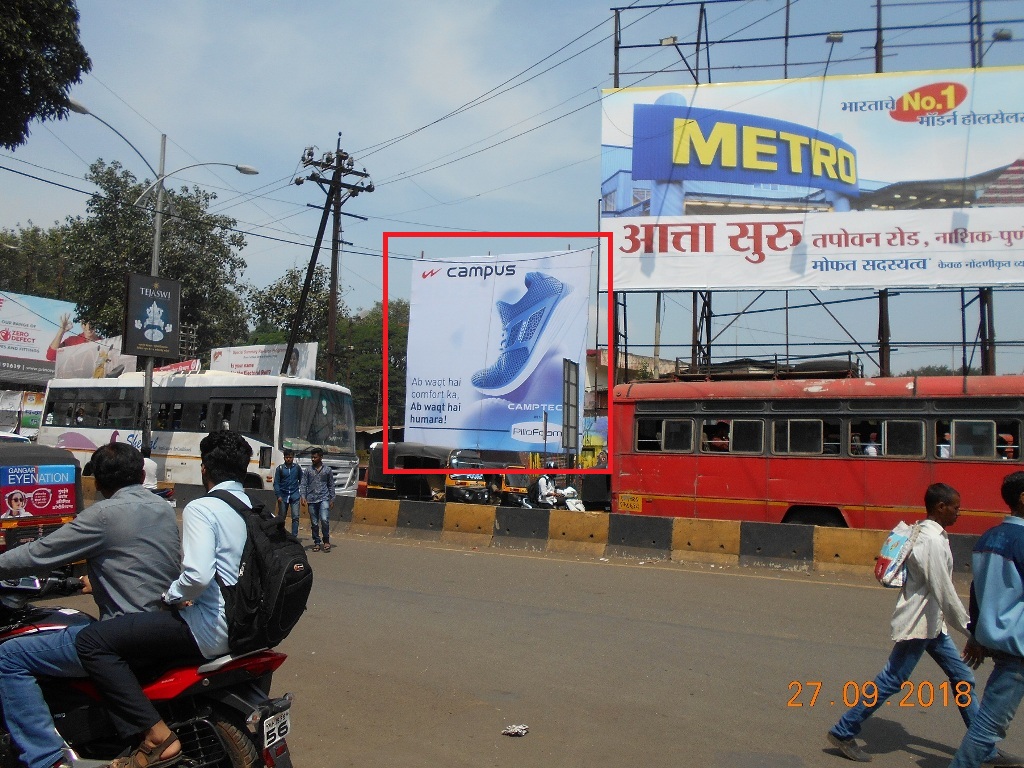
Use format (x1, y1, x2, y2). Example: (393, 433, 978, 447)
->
(612, 376, 1023, 534)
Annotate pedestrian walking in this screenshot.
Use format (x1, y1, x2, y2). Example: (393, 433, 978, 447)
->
(948, 472, 1024, 768)
(827, 483, 1020, 765)
(300, 447, 334, 552)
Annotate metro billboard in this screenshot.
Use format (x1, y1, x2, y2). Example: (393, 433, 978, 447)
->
(601, 66, 1024, 291)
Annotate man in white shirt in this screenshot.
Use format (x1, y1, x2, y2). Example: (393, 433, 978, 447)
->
(827, 483, 1020, 765)
(536, 464, 559, 508)
(140, 447, 158, 490)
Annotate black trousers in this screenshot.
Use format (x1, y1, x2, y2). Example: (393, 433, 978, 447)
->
(75, 610, 205, 735)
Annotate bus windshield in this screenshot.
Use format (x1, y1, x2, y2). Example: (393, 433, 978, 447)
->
(280, 385, 355, 455)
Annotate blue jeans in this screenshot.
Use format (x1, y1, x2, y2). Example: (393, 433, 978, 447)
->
(309, 499, 331, 545)
(831, 634, 980, 740)
(950, 655, 1024, 768)
(0, 623, 90, 768)
(279, 497, 300, 536)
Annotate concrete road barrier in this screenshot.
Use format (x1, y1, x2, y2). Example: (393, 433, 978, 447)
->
(325, 498, 986, 575)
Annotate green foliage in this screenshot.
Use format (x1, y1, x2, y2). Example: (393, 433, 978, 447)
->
(900, 364, 982, 377)
(0, 0, 91, 149)
(0, 224, 75, 299)
(335, 300, 408, 426)
(53, 160, 250, 352)
(243, 266, 335, 349)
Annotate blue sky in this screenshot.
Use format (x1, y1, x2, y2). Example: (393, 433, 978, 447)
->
(1, 1, 1022, 374)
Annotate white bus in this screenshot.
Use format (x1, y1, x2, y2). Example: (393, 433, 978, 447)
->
(38, 371, 358, 494)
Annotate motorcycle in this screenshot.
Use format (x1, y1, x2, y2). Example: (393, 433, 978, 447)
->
(0, 575, 293, 768)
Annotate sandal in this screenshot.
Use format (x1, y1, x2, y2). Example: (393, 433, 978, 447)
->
(323, 542, 331, 552)
(107, 732, 182, 768)
(312, 544, 321, 552)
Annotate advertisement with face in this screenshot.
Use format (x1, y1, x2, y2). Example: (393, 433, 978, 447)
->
(404, 250, 592, 452)
(0, 463, 76, 519)
(209, 342, 318, 379)
(0, 292, 81, 384)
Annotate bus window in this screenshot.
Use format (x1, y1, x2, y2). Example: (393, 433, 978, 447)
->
(155, 403, 172, 430)
(662, 419, 693, 452)
(237, 401, 274, 443)
(179, 403, 206, 431)
(997, 422, 1021, 461)
(44, 395, 76, 426)
(106, 401, 138, 429)
(773, 419, 839, 455)
(952, 420, 996, 458)
(884, 420, 924, 457)
(209, 402, 234, 431)
(636, 419, 662, 452)
(936, 422, 952, 458)
(851, 420, 881, 456)
(79, 402, 105, 427)
(170, 403, 184, 430)
(731, 420, 763, 454)
(702, 421, 730, 452)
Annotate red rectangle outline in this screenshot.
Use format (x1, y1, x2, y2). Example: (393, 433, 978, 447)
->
(382, 231, 614, 476)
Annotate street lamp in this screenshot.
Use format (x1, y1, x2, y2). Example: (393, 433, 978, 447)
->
(66, 99, 259, 449)
(67, 98, 158, 177)
(137, 133, 258, 449)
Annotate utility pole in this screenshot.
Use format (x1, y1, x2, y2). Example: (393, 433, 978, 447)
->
(288, 141, 373, 379)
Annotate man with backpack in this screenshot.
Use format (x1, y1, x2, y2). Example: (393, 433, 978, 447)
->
(273, 449, 303, 537)
(827, 483, 1021, 765)
(74, 430, 254, 768)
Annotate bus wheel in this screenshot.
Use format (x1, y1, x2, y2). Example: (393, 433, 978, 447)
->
(242, 474, 263, 490)
(782, 506, 846, 527)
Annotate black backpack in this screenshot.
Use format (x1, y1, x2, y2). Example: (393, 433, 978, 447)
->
(207, 490, 314, 654)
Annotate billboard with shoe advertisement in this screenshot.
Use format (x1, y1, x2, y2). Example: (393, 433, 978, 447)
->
(601, 66, 1024, 291)
(403, 250, 592, 452)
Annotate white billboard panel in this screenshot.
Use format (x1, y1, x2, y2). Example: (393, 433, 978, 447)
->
(404, 250, 592, 452)
(209, 342, 318, 379)
(601, 67, 1024, 290)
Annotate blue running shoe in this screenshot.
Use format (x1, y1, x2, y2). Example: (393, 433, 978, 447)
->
(472, 271, 575, 396)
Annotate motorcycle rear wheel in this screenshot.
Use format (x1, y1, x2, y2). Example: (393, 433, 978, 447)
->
(211, 713, 261, 768)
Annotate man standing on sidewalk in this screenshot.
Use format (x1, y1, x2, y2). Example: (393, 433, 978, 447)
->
(949, 472, 1024, 767)
(273, 449, 303, 537)
(300, 447, 334, 552)
(827, 483, 1020, 766)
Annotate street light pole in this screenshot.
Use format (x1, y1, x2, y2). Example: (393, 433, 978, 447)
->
(66, 97, 258, 448)
(137, 145, 258, 451)
(141, 134, 167, 451)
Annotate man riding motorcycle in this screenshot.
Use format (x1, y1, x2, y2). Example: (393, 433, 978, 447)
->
(0, 443, 181, 768)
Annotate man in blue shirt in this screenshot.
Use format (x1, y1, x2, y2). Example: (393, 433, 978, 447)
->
(300, 447, 334, 552)
(273, 450, 302, 537)
(951, 471, 1024, 768)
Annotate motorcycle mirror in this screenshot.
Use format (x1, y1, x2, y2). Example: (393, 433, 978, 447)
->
(0, 577, 41, 591)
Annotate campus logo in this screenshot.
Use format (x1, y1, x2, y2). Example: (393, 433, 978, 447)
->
(445, 264, 517, 280)
(421, 268, 441, 279)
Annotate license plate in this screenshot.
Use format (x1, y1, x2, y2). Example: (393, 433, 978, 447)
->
(618, 494, 642, 513)
(263, 709, 291, 748)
